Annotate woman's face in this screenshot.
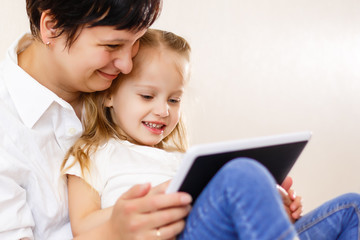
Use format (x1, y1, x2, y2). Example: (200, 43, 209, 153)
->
(50, 26, 146, 94)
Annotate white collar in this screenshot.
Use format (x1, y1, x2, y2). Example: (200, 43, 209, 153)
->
(3, 33, 74, 128)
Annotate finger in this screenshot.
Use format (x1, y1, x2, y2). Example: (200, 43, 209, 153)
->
(119, 205, 190, 239)
(281, 176, 293, 191)
(283, 205, 291, 216)
(121, 183, 152, 200)
(149, 181, 171, 196)
(283, 205, 294, 223)
(147, 205, 191, 229)
(290, 196, 302, 211)
(277, 185, 291, 206)
(133, 192, 192, 213)
(287, 188, 296, 201)
(153, 219, 186, 240)
(291, 207, 303, 220)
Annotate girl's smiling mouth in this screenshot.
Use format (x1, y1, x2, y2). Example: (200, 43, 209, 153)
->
(142, 121, 166, 134)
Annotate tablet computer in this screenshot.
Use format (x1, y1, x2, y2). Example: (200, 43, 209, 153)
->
(166, 131, 311, 202)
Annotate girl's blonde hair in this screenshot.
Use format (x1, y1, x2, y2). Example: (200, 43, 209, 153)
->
(61, 29, 191, 177)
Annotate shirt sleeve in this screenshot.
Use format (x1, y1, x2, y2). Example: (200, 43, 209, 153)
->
(0, 147, 34, 239)
(63, 155, 83, 178)
(64, 155, 104, 195)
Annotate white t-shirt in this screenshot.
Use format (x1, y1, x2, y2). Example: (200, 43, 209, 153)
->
(65, 138, 183, 208)
(0, 34, 82, 239)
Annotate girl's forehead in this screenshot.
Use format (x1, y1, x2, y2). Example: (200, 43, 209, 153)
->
(127, 54, 185, 83)
(137, 47, 188, 69)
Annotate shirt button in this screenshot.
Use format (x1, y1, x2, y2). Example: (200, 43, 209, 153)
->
(68, 128, 77, 135)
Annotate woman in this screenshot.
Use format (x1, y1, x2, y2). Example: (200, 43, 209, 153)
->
(0, 1, 192, 239)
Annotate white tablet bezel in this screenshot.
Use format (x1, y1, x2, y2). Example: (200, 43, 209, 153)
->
(166, 131, 312, 194)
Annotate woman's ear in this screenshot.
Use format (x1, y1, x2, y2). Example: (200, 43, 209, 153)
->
(104, 94, 114, 108)
(39, 10, 58, 45)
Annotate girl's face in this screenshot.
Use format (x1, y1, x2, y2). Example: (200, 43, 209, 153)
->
(50, 26, 146, 93)
(106, 48, 188, 147)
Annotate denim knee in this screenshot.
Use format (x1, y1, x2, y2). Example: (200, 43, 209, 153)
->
(334, 192, 360, 211)
(338, 192, 360, 204)
(295, 192, 360, 239)
(217, 157, 275, 185)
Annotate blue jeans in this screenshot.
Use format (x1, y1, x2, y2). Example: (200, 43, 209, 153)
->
(178, 158, 360, 240)
(178, 158, 297, 240)
(295, 193, 360, 240)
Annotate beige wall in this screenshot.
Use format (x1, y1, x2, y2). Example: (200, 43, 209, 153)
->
(2, 0, 360, 213)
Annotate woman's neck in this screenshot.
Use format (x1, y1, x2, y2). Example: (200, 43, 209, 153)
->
(18, 39, 82, 118)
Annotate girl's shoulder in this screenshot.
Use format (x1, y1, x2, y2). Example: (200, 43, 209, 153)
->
(98, 138, 155, 154)
(94, 138, 133, 158)
(95, 138, 182, 164)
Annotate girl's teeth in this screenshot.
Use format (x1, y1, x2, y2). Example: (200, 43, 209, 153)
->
(145, 122, 163, 129)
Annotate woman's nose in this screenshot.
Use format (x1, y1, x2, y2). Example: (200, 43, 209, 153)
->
(113, 51, 133, 75)
(113, 41, 140, 75)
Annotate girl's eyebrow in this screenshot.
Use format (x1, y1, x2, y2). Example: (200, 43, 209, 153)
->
(134, 84, 184, 94)
(133, 84, 157, 89)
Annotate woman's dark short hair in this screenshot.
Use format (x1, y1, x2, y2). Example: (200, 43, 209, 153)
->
(26, 0, 162, 47)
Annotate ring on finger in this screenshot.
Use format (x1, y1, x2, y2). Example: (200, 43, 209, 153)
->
(156, 228, 161, 240)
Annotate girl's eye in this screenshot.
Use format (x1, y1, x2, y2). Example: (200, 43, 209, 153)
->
(169, 98, 181, 104)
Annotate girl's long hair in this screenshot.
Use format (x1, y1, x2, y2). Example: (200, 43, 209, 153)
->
(61, 29, 191, 177)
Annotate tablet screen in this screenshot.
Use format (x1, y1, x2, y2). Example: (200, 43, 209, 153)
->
(166, 131, 311, 203)
(177, 140, 308, 202)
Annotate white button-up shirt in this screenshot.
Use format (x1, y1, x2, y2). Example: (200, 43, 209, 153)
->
(0, 34, 82, 239)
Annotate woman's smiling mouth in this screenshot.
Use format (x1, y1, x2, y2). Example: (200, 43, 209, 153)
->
(97, 70, 119, 80)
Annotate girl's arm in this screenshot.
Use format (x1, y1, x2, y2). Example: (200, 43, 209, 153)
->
(67, 174, 113, 236)
(69, 176, 193, 239)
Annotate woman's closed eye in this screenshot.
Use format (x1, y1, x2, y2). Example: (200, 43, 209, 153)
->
(140, 94, 154, 100)
(104, 44, 122, 50)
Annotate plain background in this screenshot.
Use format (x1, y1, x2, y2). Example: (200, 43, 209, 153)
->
(1, 0, 360, 213)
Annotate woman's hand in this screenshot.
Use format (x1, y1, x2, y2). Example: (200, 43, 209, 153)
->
(278, 176, 303, 223)
(109, 181, 192, 239)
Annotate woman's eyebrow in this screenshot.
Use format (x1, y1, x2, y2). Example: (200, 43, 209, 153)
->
(101, 38, 129, 43)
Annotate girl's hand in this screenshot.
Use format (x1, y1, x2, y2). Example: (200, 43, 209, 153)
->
(278, 176, 303, 223)
(109, 181, 192, 239)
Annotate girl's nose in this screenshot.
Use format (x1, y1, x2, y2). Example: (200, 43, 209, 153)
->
(154, 101, 170, 117)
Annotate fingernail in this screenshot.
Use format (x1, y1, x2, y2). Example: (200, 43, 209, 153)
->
(290, 205, 294, 211)
(181, 194, 192, 204)
(138, 183, 151, 192)
(140, 182, 150, 189)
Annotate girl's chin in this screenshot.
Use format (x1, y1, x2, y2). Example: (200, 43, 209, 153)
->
(136, 139, 162, 147)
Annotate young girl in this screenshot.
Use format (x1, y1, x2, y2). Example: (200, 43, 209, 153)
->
(62, 29, 360, 240)
(62, 28, 194, 238)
